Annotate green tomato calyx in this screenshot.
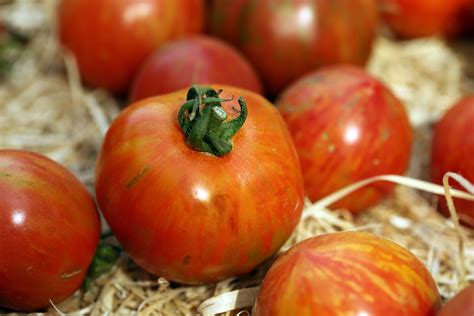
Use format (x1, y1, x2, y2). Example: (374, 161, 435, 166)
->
(177, 85, 247, 157)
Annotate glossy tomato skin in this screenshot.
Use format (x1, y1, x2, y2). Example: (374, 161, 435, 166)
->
(95, 85, 305, 284)
(58, 0, 204, 92)
(437, 285, 474, 316)
(431, 96, 474, 227)
(378, 0, 469, 38)
(254, 231, 441, 316)
(276, 65, 413, 213)
(210, 0, 378, 96)
(130, 35, 263, 101)
(0, 150, 100, 311)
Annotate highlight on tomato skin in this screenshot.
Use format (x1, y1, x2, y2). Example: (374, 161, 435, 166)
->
(130, 35, 264, 102)
(0, 149, 101, 311)
(209, 0, 378, 96)
(57, 0, 205, 93)
(436, 284, 474, 316)
(95, 85, 305, 284)
(430, 95, 474, 228)
(253, 231, 442, 316)
(276, 65, 413, 213)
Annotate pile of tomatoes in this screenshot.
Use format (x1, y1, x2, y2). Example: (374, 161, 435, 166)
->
(1, 0, 474, 314)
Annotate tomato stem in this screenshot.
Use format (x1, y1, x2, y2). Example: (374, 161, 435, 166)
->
(177, 85, 247, 156)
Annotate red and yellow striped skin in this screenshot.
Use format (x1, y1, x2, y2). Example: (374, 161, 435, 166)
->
(58, 0, 204, 92)
(210, 0, 378, 96)
(95, 85, 304, 284)
(254, 232, 441, 316)
(276, 65, 413, 213)
(0, 150, 100, 311)
(431, 96, 474, 228)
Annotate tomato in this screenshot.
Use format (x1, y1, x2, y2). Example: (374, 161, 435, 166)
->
(58, 0, 204, 92)
(130, 35, 263, 102)
(95, 85, 304, 284)
(437, 285, 474, 316)
(430, 96, 474, 227)
(209, 0, 378, 96)
(456, 1, 474, 36)
(253, 231, 441, 316)
(378, 0, 469, 38)
(276, 65, 413, 213)
(0, 150, 100, 311)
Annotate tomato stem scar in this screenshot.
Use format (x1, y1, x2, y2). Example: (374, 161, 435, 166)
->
(177, 85, 247, 156)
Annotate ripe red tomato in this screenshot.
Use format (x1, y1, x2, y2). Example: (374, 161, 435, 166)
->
(378, 0, 469, 38)
(58, 0, 204, 92)
(209, 0, 378, 96)
(456, 1, 474, 36)
(95, 85, 304, 284)
(130, 35, 263, 102)
(253, 231, 441, 316)
(0, 150, 100, 311)
(437, 285, 474, 316)
(276, 65, 413, 213)
(430, 96, 474, 227)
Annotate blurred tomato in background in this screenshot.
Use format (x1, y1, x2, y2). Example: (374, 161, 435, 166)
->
(431, 95, 474, 227)
(377, 0, 470, 38)
(130, 35, 263, 101)
(209, 0, 378, 96)
(58, 0, 204, 93)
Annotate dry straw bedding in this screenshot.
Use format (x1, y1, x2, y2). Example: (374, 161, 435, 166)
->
(1, 1, 474, 315)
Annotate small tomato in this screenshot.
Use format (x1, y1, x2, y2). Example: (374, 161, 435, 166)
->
(130, 35, 263, 101)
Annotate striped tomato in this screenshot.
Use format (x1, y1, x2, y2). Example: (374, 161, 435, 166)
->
(254, 232, 441, 316)
(95, 85, 304, 284)
(209, 0, 378, 96)
(0, 150, 100, 311)
(276, 65, 412, 213)
(58, 0, 204, 92)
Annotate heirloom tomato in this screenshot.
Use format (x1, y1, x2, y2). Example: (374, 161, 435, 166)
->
(276, 65, 413, 213)
(437, 284, 474, 316)
(378, 0, 469, 38)
(95, 85, 304, 284)
(253, 231, 441, 316)
(0, 150, 100, 311)
(431, 96, 474, 227)
(130, 35, 263, 101)
(209, 0, 378, 96)
(58, 0, 204, 92)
